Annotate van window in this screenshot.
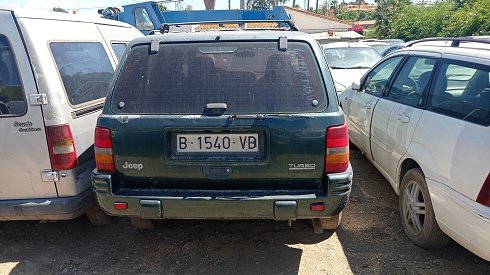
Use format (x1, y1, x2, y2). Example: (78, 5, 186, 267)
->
(111, 41, 327, 114)
(111, 43, 127, 61)
(0, 35, 27, 116)
(428, 60, 490, 126)
(50, 42, 114, 106)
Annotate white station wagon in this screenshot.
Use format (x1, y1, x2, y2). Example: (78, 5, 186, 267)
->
(340, 38, 490, 261)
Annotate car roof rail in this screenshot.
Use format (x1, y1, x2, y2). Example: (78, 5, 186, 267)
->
(406, 37, 490, 48)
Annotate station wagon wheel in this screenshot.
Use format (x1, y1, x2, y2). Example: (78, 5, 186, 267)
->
(399, 168, 451, 248)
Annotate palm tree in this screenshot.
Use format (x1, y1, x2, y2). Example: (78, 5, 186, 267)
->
(316, 0, 319, 13)
(204, 0, 215, 10)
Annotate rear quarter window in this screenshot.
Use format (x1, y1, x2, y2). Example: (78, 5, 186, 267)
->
(427, 60, 490, 126)
(50, 42, 114, 106)
(111, 41, 327, 114)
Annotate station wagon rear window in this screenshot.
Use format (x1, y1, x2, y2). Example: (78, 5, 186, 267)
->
(50, 42, 114, 105)
(111, 41, 327, 114)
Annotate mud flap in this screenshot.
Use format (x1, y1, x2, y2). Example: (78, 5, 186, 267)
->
(274, 201, 297, 220)
(139, 200, 161, 219)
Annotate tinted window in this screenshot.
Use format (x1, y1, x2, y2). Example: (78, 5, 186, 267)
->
(112, 41, 327, 114)
(50, 42, 114, 105)
(387, 57, 436, 107)
(111, 43, 127, 61)
(0, 35, 27, 115)
(427, 60, 490, 126)
(363, 56, 403, 97)
(324, 47, 381, 69)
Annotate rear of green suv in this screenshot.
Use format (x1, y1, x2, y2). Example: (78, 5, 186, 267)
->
(92, 31, 352, 232)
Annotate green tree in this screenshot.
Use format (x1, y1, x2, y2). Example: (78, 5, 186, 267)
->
(247, 0, 287, 9)
(374, 0, 411, 38)
(444, 0, 490, 36)
(337, 10, 375, 21)
(389, 2, 452, 40)
(157, 3, 167, 11)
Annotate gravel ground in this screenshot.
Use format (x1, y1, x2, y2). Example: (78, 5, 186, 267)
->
(0, 146, 488, 274)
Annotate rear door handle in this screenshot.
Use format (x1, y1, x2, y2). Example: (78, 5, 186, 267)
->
(397, 114, 410, 123)
(363, 102, 371, 109)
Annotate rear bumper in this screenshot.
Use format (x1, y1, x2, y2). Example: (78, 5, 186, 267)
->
(428, 179, 490, 261)
(92, 166, 353, 220)
(0, 189, 96, 221)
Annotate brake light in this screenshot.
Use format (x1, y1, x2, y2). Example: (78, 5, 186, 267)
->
(46, 124, 77, 171)
(476, 173, 490, 207)
(325, 124, 349, 173)
(95, 127, 115, 173)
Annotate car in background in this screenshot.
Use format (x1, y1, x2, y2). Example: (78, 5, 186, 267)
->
(322, 42, 381, 94)
(380, 43, 407, 57)
(363, 41, 391, 55)
(340, 37, 490, 261)
(362, 38, 405, 45)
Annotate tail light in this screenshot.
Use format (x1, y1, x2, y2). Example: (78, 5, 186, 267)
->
(476, 173, 490, 207)
(95, 127, 115, 173)
(46, 124, 77, 171)
(325, 124, 349, 173)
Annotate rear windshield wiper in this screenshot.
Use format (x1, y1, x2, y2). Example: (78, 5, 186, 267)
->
(228, 114, 313, 120)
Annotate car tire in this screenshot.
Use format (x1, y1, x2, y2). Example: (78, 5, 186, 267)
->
(399, 168, 451, 248)
(130, 217, 155, 230)
(321, 211, 342, 231)
(86, 206, 114, 226)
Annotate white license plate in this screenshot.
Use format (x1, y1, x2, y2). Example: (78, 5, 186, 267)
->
(176, 133, 259, 153)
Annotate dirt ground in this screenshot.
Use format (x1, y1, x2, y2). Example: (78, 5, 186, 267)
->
(0, 146, 488, 274)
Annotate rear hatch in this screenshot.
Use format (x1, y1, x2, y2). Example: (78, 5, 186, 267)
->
(100, 39, 339, 192)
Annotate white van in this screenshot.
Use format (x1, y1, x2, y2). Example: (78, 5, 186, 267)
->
(0, 8, 142, 224)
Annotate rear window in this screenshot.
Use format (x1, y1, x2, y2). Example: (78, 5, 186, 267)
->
(324, 47, 381, 69)
(111, 41, 327, 114)
(50, 42, 114, 106)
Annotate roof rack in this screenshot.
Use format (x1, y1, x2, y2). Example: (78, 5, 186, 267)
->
(159, 19, 297, 33)
(406, 37, 490, 48)
(158, 6, 297, 33)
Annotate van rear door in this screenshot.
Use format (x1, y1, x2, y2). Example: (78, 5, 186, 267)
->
(0, 10, 56, 200)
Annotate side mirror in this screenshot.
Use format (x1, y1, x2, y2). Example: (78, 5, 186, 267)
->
(352, 80, 361, 91)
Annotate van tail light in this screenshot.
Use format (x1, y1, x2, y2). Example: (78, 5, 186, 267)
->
(46, 124, 78, 171)
(325, 124, 349, 173)
(476, 173, 490, 207)
(95, 127, 115, 173)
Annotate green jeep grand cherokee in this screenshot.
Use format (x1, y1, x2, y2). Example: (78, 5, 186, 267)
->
(92, 30, 353, 232)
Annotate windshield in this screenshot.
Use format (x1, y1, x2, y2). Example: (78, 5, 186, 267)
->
(112, 41, 328, 114)
(324, 47, 381, 69)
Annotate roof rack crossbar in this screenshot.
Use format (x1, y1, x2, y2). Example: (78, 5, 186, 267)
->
(159, 19, 297, 33)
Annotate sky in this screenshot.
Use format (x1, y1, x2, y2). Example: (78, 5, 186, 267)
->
(0, 0, 376, 15)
